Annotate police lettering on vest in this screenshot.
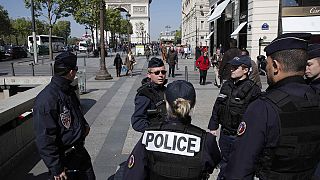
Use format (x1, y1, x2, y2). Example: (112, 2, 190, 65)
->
(142, 131, 201, 157)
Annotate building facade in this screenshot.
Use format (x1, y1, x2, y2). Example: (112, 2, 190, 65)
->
(105, 0, 152, 44)
(207, 0, 320, 60)
(181, 0, 210, 52)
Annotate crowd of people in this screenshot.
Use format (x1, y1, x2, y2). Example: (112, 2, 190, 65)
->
(32, 33, 320, 180)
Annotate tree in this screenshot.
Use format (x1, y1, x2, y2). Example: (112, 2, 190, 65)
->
(119, 19, 133, 35)
(174, 29, 182, 44)
(72, 0, 99, 50)
(0, 5, 12, 44)
(24, 0, 75, 60)
(11, 17, 32, 45)
(52, 20, 71, 44)
(36, 19, 49, 35)
(105, 8, 122, 48)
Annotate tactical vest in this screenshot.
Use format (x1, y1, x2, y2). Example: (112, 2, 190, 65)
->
(137, 83, 167, 125)
(257, 89, 320, 180)
(218, 80, 255, 134)
(144, 123, 207, 180)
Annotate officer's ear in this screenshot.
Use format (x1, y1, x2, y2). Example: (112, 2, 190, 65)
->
(272, 59, 280, 75)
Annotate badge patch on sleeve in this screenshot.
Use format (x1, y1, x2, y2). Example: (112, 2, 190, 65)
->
(60, 106, 71, 129)
(237, 121, 246, 136)
(128, 155, 135, 169)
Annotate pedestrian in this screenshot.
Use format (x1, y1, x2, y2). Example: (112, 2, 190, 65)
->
(33, 52, 95, 180)
(240, 48, 262, 89)
(123, 80, 221, 180)
(167, 46, 178, 78)
(218, 39, 242, 83)
(161, 45, 167, 62)
(145, 45, 151, 61)
(208, 55, 261, 179)
(211, 54, 221, 88)
(305, 43, 320, 90)
(131, 57, 167, 132)
(257, 55, 267, 76)
(196, 51, 211, 85)
(125, 50, 135, 77)
(195, 45, 202, 61)
(225, 33, 320, 180)
(113, 53, 123, 77)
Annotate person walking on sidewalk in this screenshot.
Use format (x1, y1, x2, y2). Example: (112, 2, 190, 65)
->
(208, 55, 261, 179)
(131, 57, 167, 133)
(167, 46, 178, 78)
(196, 51, 211, 85)
(123, 80, 221, 180)
(33, 52, 95, 180)
(113, 53, 123, 77)
(125, 50, 135, 77)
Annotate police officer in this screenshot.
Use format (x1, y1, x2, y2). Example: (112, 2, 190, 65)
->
(208, 55, 261, 179)
(224, 33, 320, 180)
(131, 57, 167, 132)
(305, 43, 320, 90)
(124, 80, 221, 180)
(33, 52, 95, 180)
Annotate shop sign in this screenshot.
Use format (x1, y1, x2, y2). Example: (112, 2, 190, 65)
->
(283, 6, 320, 17)
(261, 23, 269, 30)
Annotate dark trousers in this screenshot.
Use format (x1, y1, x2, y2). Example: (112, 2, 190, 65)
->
(116, 66, 121, 77)
(218, 133, 236, 180)
(314, 163, 320, 179)
(169, 64, 175, 77)
(199, 70, 208, 85)
(51, 147, 95, 180)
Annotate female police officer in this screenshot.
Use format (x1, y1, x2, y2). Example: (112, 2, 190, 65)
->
(123, 80, 221, 180)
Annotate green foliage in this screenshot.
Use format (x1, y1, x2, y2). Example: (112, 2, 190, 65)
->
(11, 18, 32, 45)
(105, 8, 122, 33)
(0, 5, 12, 36)
(71, 0, 99, 29)
(52, 21, 71, 39)
(120, 19, 133, 35)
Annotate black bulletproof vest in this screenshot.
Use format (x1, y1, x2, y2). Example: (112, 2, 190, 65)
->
(218, 80, 255, 134)
(145, 123, 206, 180)
(137, 83, 167, 125)
(257, 89, 320, 180)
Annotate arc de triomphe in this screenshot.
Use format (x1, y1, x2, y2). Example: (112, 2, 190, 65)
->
(105, 0, 152, 44)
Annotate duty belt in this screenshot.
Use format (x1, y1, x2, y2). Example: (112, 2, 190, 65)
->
(222, 128, 237, 136)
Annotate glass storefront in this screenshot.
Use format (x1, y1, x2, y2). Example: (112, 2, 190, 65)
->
(282, 0, 320, 7)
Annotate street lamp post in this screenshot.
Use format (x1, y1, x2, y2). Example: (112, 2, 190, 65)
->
(194, 16, 198, 71)
(126, 12, 131, 51)
(141, 27, 144, 44)
(95, 0, 112, 80)
(30, 0, 38, 64)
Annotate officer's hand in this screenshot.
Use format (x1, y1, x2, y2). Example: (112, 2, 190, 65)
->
(209, 130, 218, 136)
(54, 170, 67, 180)
(85, 125, 90, 137)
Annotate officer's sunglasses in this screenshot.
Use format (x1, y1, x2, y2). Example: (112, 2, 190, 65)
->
(149, 70, 167, 75)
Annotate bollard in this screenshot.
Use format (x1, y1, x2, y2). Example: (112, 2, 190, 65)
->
(30, 63, 35, 76)
(185, 66, 188, 82)
(50, 63, 54, 76)
(83, 56, 86, 67)
(11, 62, 15, 76)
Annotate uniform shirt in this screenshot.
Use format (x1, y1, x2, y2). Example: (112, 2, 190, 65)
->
(309, 77, 320, 90)
(33, 75, 89, 176)
(224, 76, 312, 179)
(208, 78, 261, 130)
(131, 80, 166, 132)
(123, 119, 221, 180)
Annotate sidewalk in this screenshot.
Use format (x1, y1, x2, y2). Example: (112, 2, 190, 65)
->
(4, 53, 267, 180)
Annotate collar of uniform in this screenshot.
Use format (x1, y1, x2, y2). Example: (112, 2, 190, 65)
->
(233, 77, 249, 86)
(51, 75, 73, 92)
(266, 75, 306, 91)
(165, 116, 192, 124)
(309, 77, 320, 86)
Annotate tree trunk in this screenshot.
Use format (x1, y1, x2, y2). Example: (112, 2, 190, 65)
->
(95, 24, 99, 50)
(90, 27, 95, 51)
(49, 27, 53, 61)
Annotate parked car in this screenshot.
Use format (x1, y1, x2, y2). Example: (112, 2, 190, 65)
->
(5, 46, 28, 59)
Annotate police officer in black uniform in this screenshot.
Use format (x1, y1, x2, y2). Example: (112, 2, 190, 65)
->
(225, 33, 320, 180)
(131, 57, 167, 132)
(33, 52, 95, 180)
(208, 55, 261, 179)
(124, 80, 221, 180)
(305, 44, 320, 90)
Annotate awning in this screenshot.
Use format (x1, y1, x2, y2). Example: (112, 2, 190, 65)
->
(206, 31, 214, 40)
(231, 22, 247, 37)
(207, 0, 230, 23)
(282, 16, 320, 34)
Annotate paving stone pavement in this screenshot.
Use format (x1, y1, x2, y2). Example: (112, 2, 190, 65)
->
(4, 52, 267, 180)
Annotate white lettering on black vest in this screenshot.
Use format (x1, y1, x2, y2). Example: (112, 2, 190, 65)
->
(142, 131, 201, 156)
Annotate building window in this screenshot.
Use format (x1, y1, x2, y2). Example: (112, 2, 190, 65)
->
(201, 36, 204, 39)
(282, 0, 320, 7)
(201, 21, 204, 29)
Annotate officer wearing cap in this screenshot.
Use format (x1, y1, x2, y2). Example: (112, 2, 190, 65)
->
(131, 57, 167, 133)
(124, 80, 221, 180)
(305, 44, 320, 90)
(208, 55, 260, 179)
(225, 33, 320, 180)
(33, 52, 95, 180)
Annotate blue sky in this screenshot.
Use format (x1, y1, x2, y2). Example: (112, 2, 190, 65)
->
(0, 0, 181, 41)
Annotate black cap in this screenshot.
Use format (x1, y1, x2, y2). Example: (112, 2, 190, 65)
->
(148, 57, 164, 68)
(228, 56, 251, 67)
(264, 33, 311, 56)
(165, 80, 196, 107)
(54, 52, 77, 69)
(307, 44, 320, 60)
